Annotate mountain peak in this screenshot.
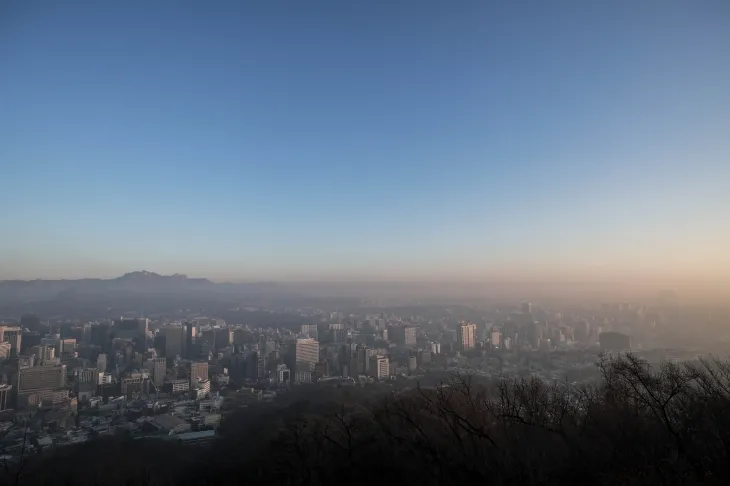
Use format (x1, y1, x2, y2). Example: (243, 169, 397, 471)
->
(118, 270, 164, 280)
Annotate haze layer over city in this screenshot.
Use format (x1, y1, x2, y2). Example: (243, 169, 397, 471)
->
(0, 1, 729, 485)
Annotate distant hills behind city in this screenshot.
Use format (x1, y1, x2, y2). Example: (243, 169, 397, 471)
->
(0, 270, 665, 306)
(0, 271, 286, 304)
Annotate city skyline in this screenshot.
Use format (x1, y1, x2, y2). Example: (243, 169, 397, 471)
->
(2, 1, 729, 282)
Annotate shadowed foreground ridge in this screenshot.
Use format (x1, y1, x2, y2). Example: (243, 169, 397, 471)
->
(5, 354, 730, 486)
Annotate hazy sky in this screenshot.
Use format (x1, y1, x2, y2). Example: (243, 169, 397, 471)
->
(1, 1, 729, 282)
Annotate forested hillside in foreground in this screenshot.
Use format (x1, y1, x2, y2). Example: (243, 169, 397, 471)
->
(4, 353, 730, 486)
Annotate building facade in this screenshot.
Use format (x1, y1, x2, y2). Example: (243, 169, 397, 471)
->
(458, 323, 477, 351)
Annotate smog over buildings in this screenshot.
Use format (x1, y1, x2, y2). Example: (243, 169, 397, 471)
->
(1, 1, 729, 485)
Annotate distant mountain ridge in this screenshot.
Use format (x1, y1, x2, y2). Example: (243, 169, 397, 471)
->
(0, 270, 217, 302)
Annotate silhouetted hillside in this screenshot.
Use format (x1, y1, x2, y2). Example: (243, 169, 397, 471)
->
(0, 271, 214, 302)
(4, 354, 730, 485)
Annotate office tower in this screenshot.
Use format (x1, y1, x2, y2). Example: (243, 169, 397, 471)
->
(573, 320, 590, 343)
(82, 324, 92, 344)
(458, 323, 477, 351)
(522, 302, 532, 314)
(90, 323, 112, 350)
(166, 379, 190, 394)
(0, 384, 11, 411)
(197, 378, 211, 397)
(0, 342, 11, 361)
(96, 353, 107, 373)
(146, 357, 166, 387)
(408, 355, 418, 372)
(313, 361, 329, 380)
(20, 331, 41, 353)
(75, 368, 97, 384)
(164, 326, 185, 358)
(0, 326, 22, 357)
(245, 351, 267, 380)
(190, 361, 209, 388)
(61, 325, 84, 343)
(491, 329, 501, 347)
(17, 355, 34, 369)
(138, 318, 149, 335)
(113, 317, 148, 335)
(331, 327, 346, 344)
(20, 314, 42, 332)
(275, 364, 291, 386)
(389, 326, 417, 346)
(214, 327, 232, 351)
(121, 376, 143, 395)
(15, 364, 66, 409)
(356, 345, 369, 374)
(113, 318, 148, 352)
(232, 328, 246, 346)
(301, 324, 319, 340)
(294, 338, 319, 374)
(185, 324, 195, 358)
(523, 322, 543, 348)
(60, 338, 76, 356)
(369, 355, 389, 380)
(256, 353, 267, 379)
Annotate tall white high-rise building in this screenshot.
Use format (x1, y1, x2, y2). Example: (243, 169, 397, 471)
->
(491, 329, 501, 347)
(458, 323, 476, 351)
(294, 338, 319, 373)
(369, 355, 389, 380)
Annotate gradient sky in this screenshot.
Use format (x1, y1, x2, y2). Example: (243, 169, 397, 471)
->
(1, 0, 729, 282)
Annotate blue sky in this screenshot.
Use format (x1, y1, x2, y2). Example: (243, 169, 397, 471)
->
(1, 0, 729, 281)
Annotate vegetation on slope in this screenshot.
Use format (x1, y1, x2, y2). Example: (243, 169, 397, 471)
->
(5, 353, 730, 485)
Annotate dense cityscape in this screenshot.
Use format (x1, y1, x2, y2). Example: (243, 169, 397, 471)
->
(1, 271, 727, 460)
(3, 0, 728, 484)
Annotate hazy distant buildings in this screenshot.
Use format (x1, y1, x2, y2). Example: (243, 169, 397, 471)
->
(369, 355, 389, 380)
(113, 318, 148, 352)
(0, 326, 22, 357)
(96, 353, 107, 373)
(213, 327, 232, 351)
(19, 314, 42, 332)
(90, 323, 111, 351)
(275, 364, 291, 386)
(599, 332, 631, 352)
(390, 326, 417, 347)
(0, 384, 11, 411)
(301, 324, 319, 340)
(164, 326, 185, 358)
(144, 357, 166, 387)
(121, 376, 143, 396)
(523, 322, 543, 348)
(458, 323, 477, 351)
(491, 328, 502, 347)
(190, 361, 209, 389)
(60, 338, 76, 356)
(185, 324, 195, 358)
